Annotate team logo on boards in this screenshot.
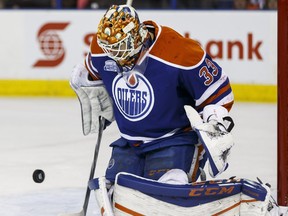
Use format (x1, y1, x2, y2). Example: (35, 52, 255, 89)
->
(33, 22, 69, 67)
(112, 72, 154, 121)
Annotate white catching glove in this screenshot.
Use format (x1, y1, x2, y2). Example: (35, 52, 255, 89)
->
(202, 104, 234, 133)
(70, 63, 114, 136)
(184, 105, 234, 178)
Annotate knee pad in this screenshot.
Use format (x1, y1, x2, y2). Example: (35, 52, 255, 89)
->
(105, 145, 144, 183)
(144, 145, 196, 180)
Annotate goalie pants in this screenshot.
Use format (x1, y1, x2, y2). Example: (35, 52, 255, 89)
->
(105, 135, 207, 182)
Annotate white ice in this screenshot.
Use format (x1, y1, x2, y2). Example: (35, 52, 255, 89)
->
(0, 98, 277, 216)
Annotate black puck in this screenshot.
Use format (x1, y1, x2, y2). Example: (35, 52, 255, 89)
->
(33, 169, 45, 183)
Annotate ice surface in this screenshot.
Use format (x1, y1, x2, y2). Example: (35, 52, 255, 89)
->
(0, 98, 277, 216)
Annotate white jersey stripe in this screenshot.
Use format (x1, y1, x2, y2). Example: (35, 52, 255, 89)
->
(195, 73, 229, 106)
(85, 53, 99, 74)
(120, 128, 181, 144)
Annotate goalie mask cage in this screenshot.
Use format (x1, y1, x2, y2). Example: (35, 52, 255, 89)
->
(278, 0, 288, 206)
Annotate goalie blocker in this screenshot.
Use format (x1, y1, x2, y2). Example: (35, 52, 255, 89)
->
(88, 172, 271, 216)
(70, 63, 114, 136)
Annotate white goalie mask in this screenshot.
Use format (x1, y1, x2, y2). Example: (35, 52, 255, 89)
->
(96, 5, 148, 67)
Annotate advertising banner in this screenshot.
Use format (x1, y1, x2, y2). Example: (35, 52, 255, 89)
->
(0, 10, 277, 100)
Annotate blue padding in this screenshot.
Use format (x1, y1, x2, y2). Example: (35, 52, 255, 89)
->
(242, 179, 268, 201)
(88, 178, 100, 190)
(116, 173, 268, 207)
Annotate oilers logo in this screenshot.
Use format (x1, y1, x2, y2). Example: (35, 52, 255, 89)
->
(112, 71, 154, 121)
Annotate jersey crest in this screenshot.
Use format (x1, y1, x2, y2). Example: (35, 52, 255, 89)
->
(112, 72, 154, 121)
(104, 60, 119, 72)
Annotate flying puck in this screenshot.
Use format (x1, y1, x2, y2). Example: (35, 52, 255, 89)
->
(33, 169, 45, 183)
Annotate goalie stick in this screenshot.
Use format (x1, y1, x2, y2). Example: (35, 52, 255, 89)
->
(59, 2, 133, 215)
(59, 117, 106, 216)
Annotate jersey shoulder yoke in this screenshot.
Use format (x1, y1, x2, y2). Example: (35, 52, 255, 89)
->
(145, 21, 205, 68)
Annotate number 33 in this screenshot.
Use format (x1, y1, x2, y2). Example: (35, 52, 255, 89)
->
(199, 58, 219, 86)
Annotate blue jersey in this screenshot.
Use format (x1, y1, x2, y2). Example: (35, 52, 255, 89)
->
(85, 20, 234, 147)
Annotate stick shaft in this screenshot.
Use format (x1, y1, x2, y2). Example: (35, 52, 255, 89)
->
(83, 117, 106, 215)
(58, 118, 105, 216)
(126, 0, 133, 6)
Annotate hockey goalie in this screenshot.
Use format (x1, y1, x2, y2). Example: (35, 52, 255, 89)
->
(68, 4, 286, 216)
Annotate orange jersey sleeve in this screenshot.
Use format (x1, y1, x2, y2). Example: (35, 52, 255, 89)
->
(144, 20, 205, 68)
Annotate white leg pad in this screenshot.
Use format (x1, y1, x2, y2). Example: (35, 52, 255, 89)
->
(93, 177, 114, 216)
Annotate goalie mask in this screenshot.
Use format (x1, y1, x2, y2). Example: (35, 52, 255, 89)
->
(96, 5, 148, 67)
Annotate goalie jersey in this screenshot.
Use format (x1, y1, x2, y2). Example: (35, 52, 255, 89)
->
(85, 20, 234, 149)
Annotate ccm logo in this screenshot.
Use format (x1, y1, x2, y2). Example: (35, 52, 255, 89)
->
(189, 186, 235, 197)
(33, 22, 69, 67)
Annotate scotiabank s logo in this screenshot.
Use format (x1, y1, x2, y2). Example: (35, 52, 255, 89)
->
(33, 22, 69, 67)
